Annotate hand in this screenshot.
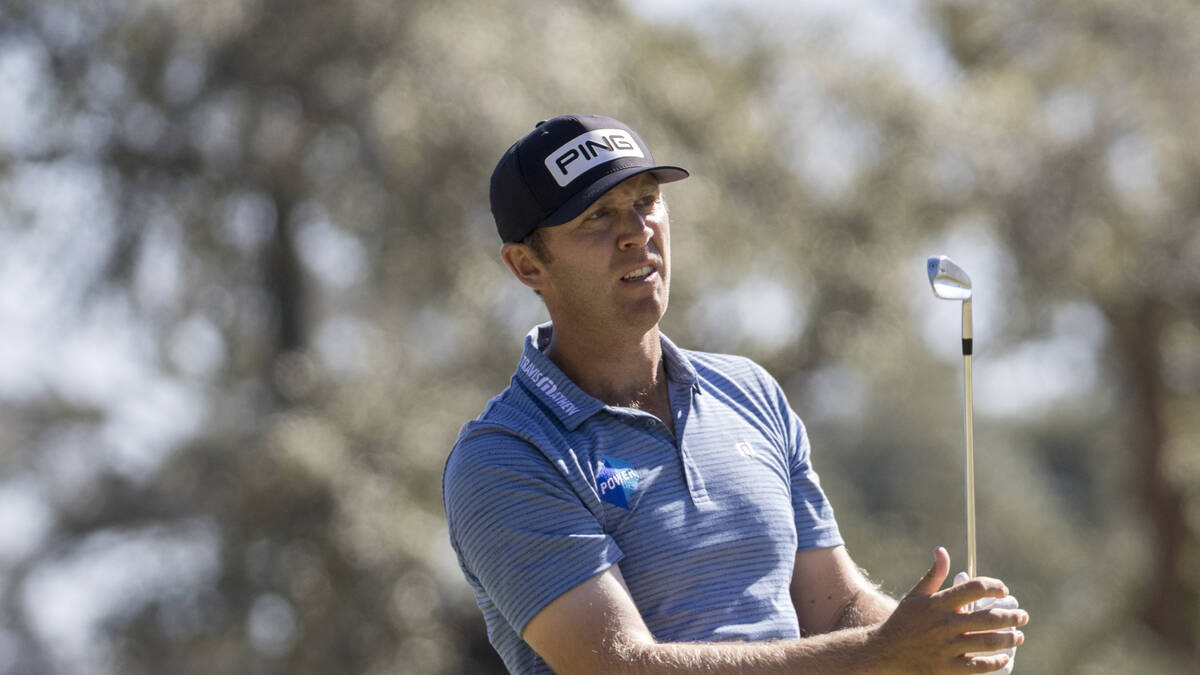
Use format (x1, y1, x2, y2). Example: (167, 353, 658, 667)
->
(953, 571, 1020, 674)
(869, 547, 1027, 674)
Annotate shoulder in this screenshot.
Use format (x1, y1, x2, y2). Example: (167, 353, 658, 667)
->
(446, 391, 561, 486)
(458, 369, 568, 443)
(442, 415, 572, 549)
(678, 347, 784, 398)
(444, 378, 589, 504)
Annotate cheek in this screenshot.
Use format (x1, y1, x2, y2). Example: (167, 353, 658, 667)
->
(546, 255, 606, 295)
(655, 210, 670, 247)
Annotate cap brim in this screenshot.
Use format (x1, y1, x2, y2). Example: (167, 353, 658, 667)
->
(536, 165, 690, 231)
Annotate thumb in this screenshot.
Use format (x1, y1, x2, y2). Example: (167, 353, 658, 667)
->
(906, 546, 950, 598)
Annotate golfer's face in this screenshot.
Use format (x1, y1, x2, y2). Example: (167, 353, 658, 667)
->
(538, 174, 670, 332)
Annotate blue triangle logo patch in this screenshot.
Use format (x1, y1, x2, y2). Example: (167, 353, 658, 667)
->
(597, 456, 640, 509)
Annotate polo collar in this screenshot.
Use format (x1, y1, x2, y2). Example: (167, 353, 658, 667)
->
(516, 323, 699, 429)
(516, 324, 605, 430)
(659, 332, 699, 391)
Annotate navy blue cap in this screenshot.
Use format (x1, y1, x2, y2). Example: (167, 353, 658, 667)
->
(490, 114, 689, 243)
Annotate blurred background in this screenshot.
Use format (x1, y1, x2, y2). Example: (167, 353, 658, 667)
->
(1, 0, 1198, 672)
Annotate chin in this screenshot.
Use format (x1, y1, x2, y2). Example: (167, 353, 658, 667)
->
(630, 296, 669, 329)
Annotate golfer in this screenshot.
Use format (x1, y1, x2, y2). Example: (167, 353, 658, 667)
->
(443, 114, 1027, 674)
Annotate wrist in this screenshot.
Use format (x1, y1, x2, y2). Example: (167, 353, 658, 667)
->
(803, 624, 900, 675)
(860, 624, 903, 675)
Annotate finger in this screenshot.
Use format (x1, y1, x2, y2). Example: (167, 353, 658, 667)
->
(953, 571, 970, 587)
(938, 576, 1008, 609)
(906, 547, 950, 598)
(957, 628, 1025, 653)
(958, 607, 1029, 633)
(957, 653, 1011, 674)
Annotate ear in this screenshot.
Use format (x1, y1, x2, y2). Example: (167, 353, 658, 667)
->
(500, 243, 549, 292)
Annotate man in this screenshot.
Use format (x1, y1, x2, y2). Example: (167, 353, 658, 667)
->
(443, 114, 1027, 674)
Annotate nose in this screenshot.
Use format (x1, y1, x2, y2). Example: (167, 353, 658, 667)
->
(615, 206, 652, 250)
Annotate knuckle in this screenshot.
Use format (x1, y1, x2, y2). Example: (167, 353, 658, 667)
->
(980, 628, 1022, 651)
(958, 579, 993, 598)
(980, 608, 1007, 626)
(972, 576, 1007, 594)
(996, 608, 1025, 628)
(982, 631, 1015, 650)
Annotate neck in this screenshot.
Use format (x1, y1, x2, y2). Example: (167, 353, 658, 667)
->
(545, 323, 666, 409)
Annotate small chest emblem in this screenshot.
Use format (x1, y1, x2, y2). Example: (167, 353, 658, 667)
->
(735, 441, 757, 458)
(597, 456, 640, 509)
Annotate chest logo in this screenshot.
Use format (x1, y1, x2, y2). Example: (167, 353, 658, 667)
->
(597, 456, 640, 509)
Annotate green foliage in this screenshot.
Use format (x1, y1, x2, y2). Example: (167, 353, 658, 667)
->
(0, 0, 1197, 673)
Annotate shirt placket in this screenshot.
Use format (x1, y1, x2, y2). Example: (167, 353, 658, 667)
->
(673, 380, 709, 504)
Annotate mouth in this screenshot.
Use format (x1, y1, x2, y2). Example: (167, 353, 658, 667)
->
(620, 264, 658, 283)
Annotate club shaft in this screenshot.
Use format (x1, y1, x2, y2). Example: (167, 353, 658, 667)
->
(961, 299, 976, 579)
(963, 352, 976, 578)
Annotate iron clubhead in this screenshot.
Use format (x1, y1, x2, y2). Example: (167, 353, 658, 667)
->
(927, 255, 973, 301)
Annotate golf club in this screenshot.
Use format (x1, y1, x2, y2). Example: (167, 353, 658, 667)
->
(926, 255, 976, 579)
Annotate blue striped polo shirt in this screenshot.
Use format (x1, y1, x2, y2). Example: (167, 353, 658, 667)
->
(443, 323, 843, 674)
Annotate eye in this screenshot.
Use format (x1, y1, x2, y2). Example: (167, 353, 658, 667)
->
(636, 194, 659, 209)
(586, 208, 609, 221)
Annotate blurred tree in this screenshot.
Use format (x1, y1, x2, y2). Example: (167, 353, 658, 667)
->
(932, 0, 1200, 657)
(0, 0, 845, 673)
(1, 0, 1197, 673)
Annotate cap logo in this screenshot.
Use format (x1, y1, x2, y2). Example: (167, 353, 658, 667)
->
(544, 129, 645, 187)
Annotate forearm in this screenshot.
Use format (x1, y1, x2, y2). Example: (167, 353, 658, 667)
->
(599, 625, 905, 675)
(530, 551, 1026, 675)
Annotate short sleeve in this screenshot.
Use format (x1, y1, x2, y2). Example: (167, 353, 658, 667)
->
(443, 429, 624, 637)
(786, 410, 844, 551)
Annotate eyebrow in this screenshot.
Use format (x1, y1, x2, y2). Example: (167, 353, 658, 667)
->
(570, 178, 660, 229)
(594, 177, 660, 207)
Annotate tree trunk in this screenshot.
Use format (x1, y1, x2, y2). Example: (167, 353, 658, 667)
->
(1109, 299, 1192, 649)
